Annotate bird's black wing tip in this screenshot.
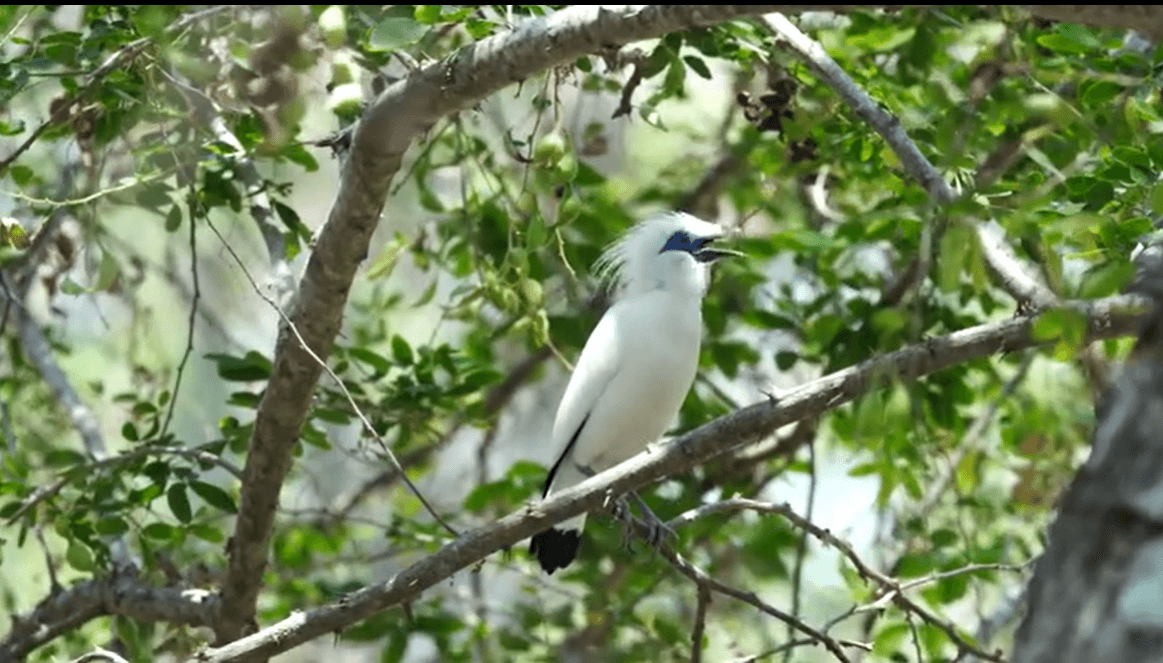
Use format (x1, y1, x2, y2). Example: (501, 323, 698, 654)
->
(530, 528, 581, 575)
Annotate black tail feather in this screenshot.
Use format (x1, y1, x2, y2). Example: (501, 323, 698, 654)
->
(530, 528, 581, 574)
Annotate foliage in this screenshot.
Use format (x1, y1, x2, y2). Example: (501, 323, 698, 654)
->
(0, 4, 1155, 662)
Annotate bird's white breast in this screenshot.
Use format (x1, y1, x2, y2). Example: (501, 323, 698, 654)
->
(563, 289, 703, 473)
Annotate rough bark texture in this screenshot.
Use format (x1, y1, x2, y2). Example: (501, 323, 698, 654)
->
(9, 4, 1163, 660)
(192, 295, 1144, 663)
(0, 572, 217, 662)
(1029, 5, 1163, 39)
(1015, 298, 1163, 662)
(215, 3, 833, 645)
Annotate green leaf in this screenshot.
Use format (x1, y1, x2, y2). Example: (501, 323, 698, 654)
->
(164, 205, 182, 232)
(1036, 33, 1088, 55)
(45, 449, 85, 467)
(1150, 182, 1163, 216)
(205, 351, 271, 382)
(143, 522, 175, 540)
(369, 17, 424, 51)
(95, 517, 129, 536)
(135, 182, 172, 211)
(1082, 80, 1124, 106)
(281, 143, 319, 172)
(391, 335, 413, 365)
(413, 5, 441, 24)
(937, 224, 972, 292)
(189, 481, 237, 513)
(8, 164, 34, 186)
(775, 351, 798, 370)
(367, 236, 406, 280)
(1079, 260, 1133, 299)
(1031, 308, 1088, 359)
(167, 484, 192, 523)
(348, 347, 391, 377)
(66, 540, 95, 572)
(95, 249, 120, 292)
(190, 523, 224, 543)
(682, 55, 712, 79)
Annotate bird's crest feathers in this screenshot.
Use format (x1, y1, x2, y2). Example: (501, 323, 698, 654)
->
(594, 211, 724, 299)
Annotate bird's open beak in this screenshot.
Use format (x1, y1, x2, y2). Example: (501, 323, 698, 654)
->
(693, 237, 744, 263)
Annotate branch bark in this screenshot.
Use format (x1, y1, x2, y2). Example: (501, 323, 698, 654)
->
(0, 572, 217, 663)
(216, 2, 1163, 650)
(1028, 6, 1163, 39)
(1015, 297, 1163, 662)
(762, 13, 1059, 309)
(194, 293, 1144, 662)
(215, 3, 827, 644)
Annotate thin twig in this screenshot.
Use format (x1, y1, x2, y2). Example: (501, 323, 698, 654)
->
(0, 6, 233, 177)
(784, 438, 816, 663)
(203, 218, 459, 537)
(34, 524, 60, 591)
(690, 583, 712, 663)
(729, 638, 871, 662)
(760, 13, 1057, 309)
(5, 445, 243, 526)
(666, 497, 1010, 662)
(161, 186, 200, 439)
(658, 542, 852, 663)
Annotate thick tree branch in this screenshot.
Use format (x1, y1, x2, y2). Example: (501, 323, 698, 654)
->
(1028, 6, 1163, 39)
(1015, 289, 1163, 661)
(217, 2, 1163, 649)
(0, 571, 217, 662)
(216, 3, 823, 644)
(16, 312, 106, 459)
(193, 293, 1144, 662)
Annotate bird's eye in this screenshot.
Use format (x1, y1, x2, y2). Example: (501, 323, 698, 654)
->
(660, 231, 692, 253)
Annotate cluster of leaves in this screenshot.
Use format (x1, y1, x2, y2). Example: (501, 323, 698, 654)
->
(0, 4, 1159, 662)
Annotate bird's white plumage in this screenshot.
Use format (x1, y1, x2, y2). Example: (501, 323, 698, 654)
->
(532, 211, 732, 573)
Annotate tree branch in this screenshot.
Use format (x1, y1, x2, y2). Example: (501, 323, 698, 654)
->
(16, 312, 106, 459)
(216, 3, 810, 644)
(192, 292, 1144, 662)
(0, 6, 232, 178)
(0, 571, 217, 662)
(761, 13, 1059, 309)
(1028, 6, 1163, 39)
(660, 544, 852, 663)
(1015, 284, 1163, 661)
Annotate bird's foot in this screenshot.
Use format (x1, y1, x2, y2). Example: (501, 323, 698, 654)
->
(604, 490, 630, 521)
(629, 492, 674, 550)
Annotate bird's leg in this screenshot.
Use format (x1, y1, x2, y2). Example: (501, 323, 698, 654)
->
(627, 492, 674, 549)
(575, 463, 671, 550)
(578, 463, 637, 550)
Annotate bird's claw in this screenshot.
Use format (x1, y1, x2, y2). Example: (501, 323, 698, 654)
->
(639, 510, 675, 549)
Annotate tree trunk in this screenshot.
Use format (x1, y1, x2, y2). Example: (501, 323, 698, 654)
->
(1015, 274, 1163, 663)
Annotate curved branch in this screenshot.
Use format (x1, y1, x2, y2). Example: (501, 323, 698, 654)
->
(218, 1, 1163, 647)
(216, 3, 809, 643)
(0, 572, 217, 662)
(762, 13, 1059, 309)
(195, 294, 1145, 662)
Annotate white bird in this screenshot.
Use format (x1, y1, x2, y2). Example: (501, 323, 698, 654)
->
(531, 211, 739, 574)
